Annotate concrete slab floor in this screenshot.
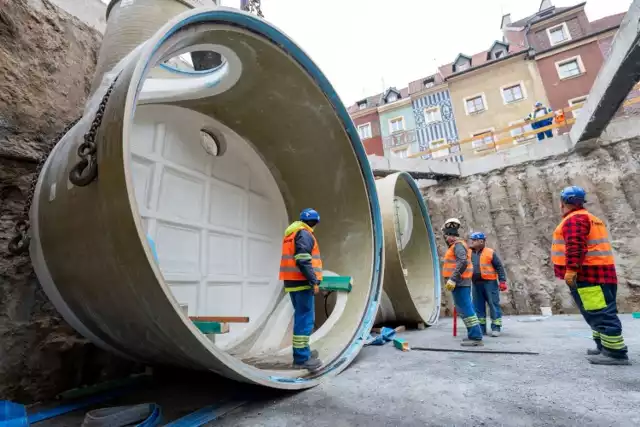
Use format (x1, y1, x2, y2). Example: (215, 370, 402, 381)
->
(213, 314, 640, 427)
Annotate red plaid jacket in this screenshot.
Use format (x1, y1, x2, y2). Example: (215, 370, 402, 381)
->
(553, 212, 617, 285)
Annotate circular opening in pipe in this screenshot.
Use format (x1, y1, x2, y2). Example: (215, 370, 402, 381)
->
(160, 50, 227, 75)
(200, 129, 226, 157)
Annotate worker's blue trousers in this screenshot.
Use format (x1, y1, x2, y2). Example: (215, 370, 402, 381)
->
(531, 120, 553, 141)
(570, 282, 628, 359)
(289, 288, 315, 364)
(472, 280, 502, 332)
(452, 286, 483, 341)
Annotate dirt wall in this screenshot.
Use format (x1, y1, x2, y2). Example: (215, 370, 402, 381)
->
(424, 138, 640, 316)
(0, 0, 137, 402)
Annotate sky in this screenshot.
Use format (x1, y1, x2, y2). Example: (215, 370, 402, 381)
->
(104, 0, 633, 105)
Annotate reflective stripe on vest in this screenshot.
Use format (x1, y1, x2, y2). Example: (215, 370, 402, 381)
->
(442, 240, 473, 279)
(551, 209, 614, 267)
(278, 222, 323, 281)
(479, 248, 497, 280)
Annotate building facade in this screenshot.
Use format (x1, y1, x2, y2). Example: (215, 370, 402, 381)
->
(377, 88, 419, 159)
(348, 93, 384, 156)
(441, 42, 548, 159)
(408, 74, 462, 161)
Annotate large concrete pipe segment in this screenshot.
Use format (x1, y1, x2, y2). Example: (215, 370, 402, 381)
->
(93, 0, 217, 93)
(30, 8, 384, 389)
(374, 172, 441, 326)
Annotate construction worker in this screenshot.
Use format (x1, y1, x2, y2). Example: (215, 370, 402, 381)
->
(442, 218, 483, 346)
(279, 208, 323, 370)
(469, 232, 508, 337)
(552, 186, 630, 365)
(525, 101, 553, 141)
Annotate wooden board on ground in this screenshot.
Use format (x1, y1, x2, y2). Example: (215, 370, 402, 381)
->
(189, 316, 250, 323)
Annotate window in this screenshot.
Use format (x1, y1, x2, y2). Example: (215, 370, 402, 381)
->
(357, 123, 372, 140)
(389, 117, 405, 133)
(457, 62, 470, 71)
(423, 106, 442, 124)
(556, 57, 584, 79)
(494, 50, 505, 59)
(429, 138, 449, 159)
(569, 96, 587, 119)
(357, 102, 367, 110)
(502, 83, 525, 104)
(465, 95, 486, 114)
(392, 147, 409, 158)
(387, 93, 398, 103)
(509, 120, 535, 143)
(471, 131, 494, 149)
(423, 78, 435, 89)
(547, 23, 571, 46)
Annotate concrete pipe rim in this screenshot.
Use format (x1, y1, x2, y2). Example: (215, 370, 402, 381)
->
(119, 7, 385, 389)
(105, 0, 209, 21)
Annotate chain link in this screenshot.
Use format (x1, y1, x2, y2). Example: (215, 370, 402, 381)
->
(7, 118, 80, 255)
(241, 0, 264, 18)
(69, 76, 119, 187)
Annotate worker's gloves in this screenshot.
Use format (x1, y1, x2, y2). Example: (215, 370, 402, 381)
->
(564, 269, 578, 287)
(499, 282, 508, 292)
(445, 280, 456, 292)
(313, 284, 320, 295)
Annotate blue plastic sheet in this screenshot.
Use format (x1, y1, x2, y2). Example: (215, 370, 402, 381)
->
(365, 327, 396, 346)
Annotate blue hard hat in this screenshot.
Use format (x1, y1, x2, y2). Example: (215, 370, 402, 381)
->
(535, 101, 543, 108)
(470, 232, 486, 240)
(300, 208, 320, 222)
(560, 186, 586, 206)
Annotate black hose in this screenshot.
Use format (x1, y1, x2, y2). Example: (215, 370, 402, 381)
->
(411, 346, 539, 355)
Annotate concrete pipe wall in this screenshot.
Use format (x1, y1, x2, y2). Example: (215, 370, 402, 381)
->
(30, 7, 384, 390)
(92, 0, 217, 93)
(375, 172, 441, 326)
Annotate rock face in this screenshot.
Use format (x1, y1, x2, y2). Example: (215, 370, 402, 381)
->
(424, 139, 640, 316)
(0, 0, 137, 402)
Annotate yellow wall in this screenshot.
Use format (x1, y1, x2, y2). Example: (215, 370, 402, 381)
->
(447, 56, 549, 159)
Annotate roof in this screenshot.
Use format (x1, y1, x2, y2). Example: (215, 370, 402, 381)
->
(347, 92, 383, 114)
(590, 12, 625, 33)
(439, 43, 527, 79)
(509, 3, 585, 27)
(407, 73, 445, 95)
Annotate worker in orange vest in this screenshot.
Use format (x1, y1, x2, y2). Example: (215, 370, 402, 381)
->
(552, 186, 630, 365)
(442, 218, 483, 346)
(279, 208, 323, 371)
(469, 232, 507, 337)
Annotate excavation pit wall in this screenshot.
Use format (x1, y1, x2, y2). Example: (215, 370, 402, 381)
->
(423, 137, 640, 316)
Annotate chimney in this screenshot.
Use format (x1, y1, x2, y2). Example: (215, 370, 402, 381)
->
(500, 13, 512, 30)
(539, 0, 553, 11)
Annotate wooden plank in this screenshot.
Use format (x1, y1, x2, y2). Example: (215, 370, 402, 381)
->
(189, 316, 250, 323)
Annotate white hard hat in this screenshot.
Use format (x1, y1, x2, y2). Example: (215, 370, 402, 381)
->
(442, 218, 461, 231)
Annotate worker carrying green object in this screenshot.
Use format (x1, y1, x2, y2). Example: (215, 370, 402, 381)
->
(279, 208, 323, 371)
(469, 232, 507, 337)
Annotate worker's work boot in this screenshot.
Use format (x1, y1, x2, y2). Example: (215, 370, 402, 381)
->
(294, 357, 322, 371)
(587, 353, 631, 365)
(586, 348, 601, 356)
(461, 339, 484, 347)
(491, 330, 501, 337)
(311, 350, 319, 359)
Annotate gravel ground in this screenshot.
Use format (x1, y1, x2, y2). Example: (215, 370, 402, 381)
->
(37, 314, 640, 426)
(213, 314, 640, 427)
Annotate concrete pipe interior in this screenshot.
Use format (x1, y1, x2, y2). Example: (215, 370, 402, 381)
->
(375, 172, 441, 326)
(30, 8, 383, 389)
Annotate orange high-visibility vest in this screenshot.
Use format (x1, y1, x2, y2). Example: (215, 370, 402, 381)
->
(443, 240, 473, 279)
(479, 248, 498, 280)
(555, 109, 566, 125)
(279, 222, 323, 281)
(551, 209, 614, 267)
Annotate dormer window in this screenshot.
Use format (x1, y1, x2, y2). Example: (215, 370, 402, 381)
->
(387, 93, 398, 103)
(494, 50, 506, 59)
(357, 101, 367, 110)
(423, 77, 435, 89)
(457, 62, 469, 71)
(547, 22, 571, 46)
(453, 54, 472, 73)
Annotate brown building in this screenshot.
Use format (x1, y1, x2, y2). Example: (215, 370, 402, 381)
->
(501, 1, 624, 120)
(347, 93, 384, 156)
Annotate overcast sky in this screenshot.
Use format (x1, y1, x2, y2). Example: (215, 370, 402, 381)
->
(105, 0, 632, 105)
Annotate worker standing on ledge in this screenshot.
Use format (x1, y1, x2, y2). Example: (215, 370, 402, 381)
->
(525, 101, 554, 141)
(442, 218, 483, 346)
(552, 186, 631, 365)
(469, 232, 508, 337)
(279, 208, 323, 371)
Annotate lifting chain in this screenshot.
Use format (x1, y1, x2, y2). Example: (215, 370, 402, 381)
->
(7, 118, 80, 255)
(68, 76, 119, 187)
(241, 0, 264, 18)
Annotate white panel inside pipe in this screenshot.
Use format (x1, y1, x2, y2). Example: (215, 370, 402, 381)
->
(30, 8, 384, 389)
(375, 172, 441, 326)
